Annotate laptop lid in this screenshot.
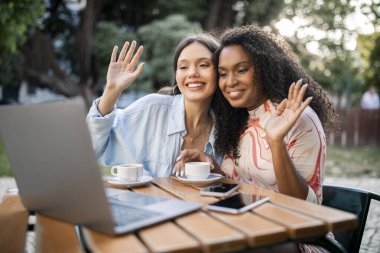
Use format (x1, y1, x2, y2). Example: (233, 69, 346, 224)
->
(0, 98, 200, 234)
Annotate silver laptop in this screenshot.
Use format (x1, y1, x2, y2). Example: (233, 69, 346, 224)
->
(0, 98, 201, 235)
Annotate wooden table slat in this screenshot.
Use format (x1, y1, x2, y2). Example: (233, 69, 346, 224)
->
(239, 184, 358, 231)
(35, 214, 82, 253)
(138, 222, 201, 253)
(209, 211, 287, 247)
(153, 177, 218, 205)
(176, 211, 246, 253)
(0, 195, 29, 253)
(84, 229, 148, 253)
(253, 203, 327, 238)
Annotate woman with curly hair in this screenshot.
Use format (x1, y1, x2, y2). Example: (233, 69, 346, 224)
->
(213, 25, 339, 204)
(175, 25, 339, 252)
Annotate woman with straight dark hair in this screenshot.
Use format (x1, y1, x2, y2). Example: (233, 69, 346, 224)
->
(87, 34, 222, 177)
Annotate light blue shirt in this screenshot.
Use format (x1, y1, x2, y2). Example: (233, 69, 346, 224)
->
(86, 94, 220, 177)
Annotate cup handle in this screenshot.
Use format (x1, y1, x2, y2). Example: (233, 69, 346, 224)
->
(210, 164, 215, 170)
(111, 166, 118, 176)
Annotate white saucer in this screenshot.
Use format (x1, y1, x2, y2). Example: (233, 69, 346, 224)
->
(176, 173, 224, 186)
(106, 176, 153, 188)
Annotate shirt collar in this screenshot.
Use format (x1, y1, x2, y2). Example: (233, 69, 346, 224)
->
(248, 100, 275, 119)
(167, 94, 218, 157)
(167, 94, 186, 135)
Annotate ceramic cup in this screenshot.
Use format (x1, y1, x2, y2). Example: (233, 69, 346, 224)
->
(185, 162, 213, 179)
(111, 164, 143, 182)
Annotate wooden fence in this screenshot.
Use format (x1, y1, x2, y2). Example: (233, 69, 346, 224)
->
(328, 109, 380, 147)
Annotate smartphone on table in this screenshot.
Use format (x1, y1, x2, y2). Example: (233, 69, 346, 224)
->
(200, 183, 239, 197)
(206, 193, 269, 214)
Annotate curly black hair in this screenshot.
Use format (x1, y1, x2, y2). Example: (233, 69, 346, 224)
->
(213, 25, 340, 160)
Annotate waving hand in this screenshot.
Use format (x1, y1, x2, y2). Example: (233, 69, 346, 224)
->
(98, 41, 144, 115)
(107, 41, 144, 92)
(265, 79, 313, 144)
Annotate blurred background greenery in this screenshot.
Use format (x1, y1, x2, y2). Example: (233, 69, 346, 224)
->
(0, 0, 379, 107)
(0, 0, 379, 176)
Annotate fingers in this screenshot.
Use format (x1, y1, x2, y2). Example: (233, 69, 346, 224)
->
(110, 46, 118, 64)
(124, 40, 137, 65)
(128, 45, 144, 71)
(135, 63, 144, 76)
(288, 79, 310, 110)
(301, 96, 313, 111)
(172, 149, 203, 177)
(275, 99, 287, 115)
(287, 82, 295, 108)
(117, 41, 130, 62)
(296, 83, 308, 106)
(290, 80, 301, 108)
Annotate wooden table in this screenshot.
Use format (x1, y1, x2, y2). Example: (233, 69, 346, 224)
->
(0, 177, 358, 253)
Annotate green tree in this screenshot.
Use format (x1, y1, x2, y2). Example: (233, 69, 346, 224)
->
(137, 15, 202, 91)
(92, 22, 137, 90)
(358, 33, 380, 91)
(276, 0, 373, 107)
(0, 0, 44, 88)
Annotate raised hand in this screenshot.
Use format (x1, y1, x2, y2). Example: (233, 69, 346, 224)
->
(264, 79, 313, 144)
(106, 41, 144, 93)
(98, 41, 144, 115)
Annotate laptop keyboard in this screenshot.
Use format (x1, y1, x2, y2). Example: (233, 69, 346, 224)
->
(108, 192, 169, 207)
(109, 203, 161, 227)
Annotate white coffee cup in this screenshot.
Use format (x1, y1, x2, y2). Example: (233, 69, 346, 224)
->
(185, 162, 213, 179)
(111, 164, 143, 182)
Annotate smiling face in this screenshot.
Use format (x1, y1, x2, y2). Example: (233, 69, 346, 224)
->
(176, 42, 216, 103)
(218, 44, 266, 110)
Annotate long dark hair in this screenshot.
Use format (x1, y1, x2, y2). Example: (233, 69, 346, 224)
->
(213, 25, 340, 159)
(171, 34, 220, 94)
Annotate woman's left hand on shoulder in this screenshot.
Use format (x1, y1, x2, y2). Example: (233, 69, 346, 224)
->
(265, 79, 312, 145)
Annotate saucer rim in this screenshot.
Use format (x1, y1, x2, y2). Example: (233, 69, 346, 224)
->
(106, 175, 153, 186)
(176, 173, 223, 182)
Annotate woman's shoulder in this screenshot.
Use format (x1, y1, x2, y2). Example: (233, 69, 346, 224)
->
(290, 106, 324, 136)
(117, 94, 180, 115)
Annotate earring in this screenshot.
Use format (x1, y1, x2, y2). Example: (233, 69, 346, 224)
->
(172, 84, 178, 95)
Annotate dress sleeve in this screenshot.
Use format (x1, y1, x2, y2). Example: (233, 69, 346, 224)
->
(284, 108, 326, 204)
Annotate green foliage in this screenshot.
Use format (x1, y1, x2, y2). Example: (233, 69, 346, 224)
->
(152, 0, 209, 23)
(91, 15, 202, 93)
(0, 139, 12, 177)
(326, 145, 380, 178)
(277, 0, 372, 106)
(0, 0, 44, 62)
(241, 0, 285, 26)
(358, 33, 380, 91)
(137, 15, 202, 90)
(92, 22, 137, 89)
(0, 0, 44, 89)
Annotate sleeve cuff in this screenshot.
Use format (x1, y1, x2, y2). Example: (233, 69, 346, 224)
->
(88, 97, 117, 118)
(86, 98, 117, 135)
